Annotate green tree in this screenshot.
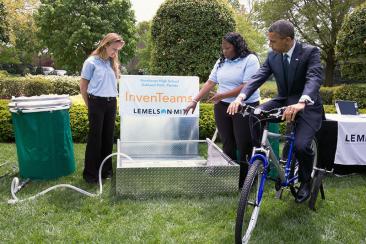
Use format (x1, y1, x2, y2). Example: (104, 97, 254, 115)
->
(0, 1, 9, 43)
(227, 0, 241, 10)
(253, 0, 364, 86)
(0, 44, 19, 64)
(336, 3, 366, 83)
(150, 0, 236, 82)
(35, 0, 137, 73)
(128, 21, 153, 74)
(1, 0, 41, 67)
(234, 13, 266, 59)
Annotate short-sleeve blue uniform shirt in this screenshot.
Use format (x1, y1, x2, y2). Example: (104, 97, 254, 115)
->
(81, 56, 118, 97)
(209, 54, 260, 103)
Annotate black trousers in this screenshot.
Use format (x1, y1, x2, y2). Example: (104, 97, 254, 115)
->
(250, 99, 316, 183)
(214, 101, 259, 188)
(83, 97, 116, 180)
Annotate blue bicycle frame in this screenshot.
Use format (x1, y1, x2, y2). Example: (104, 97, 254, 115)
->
(247, 122, 298, 206)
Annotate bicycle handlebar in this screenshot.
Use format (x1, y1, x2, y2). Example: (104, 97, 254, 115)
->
(239, 104, 286, 120)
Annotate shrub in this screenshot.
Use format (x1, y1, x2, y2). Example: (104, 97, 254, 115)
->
(336, 3, 366, 82)
(319, 86, 338, 105)
(199, 103, 216, 139)
(0, 99, 13, 142)
(260, 85, 277, 99)
(0, 77, 25, 99)
(69, 104, 89, 143)
(23, 79, 53, 96)
(323, 104, 337, 114)
(0, 75, 80, 98)
(1, 99, 365, 143)
(48, 76, 80, 96)
(0, 70, 9, 78)
(333, 84, 366, 108)
(150, 0, 235, 82)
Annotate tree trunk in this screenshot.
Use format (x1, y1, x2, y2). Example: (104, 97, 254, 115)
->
(323, 49, 335, 87)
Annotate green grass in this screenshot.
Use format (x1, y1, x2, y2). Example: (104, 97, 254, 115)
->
(1, 143, 366, 243)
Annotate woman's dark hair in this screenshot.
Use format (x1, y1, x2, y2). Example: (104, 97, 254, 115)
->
(218, 32, 253, 68)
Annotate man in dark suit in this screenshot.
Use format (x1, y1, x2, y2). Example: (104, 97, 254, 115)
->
(227, 19, 323, 203)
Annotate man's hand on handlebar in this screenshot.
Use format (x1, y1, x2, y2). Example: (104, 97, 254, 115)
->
(282, 102, 306, 122)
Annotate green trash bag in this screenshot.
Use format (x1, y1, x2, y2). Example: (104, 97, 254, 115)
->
(10, 95, 76, 180)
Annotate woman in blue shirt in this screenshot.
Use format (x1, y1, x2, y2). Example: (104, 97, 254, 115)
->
(184, 32, 260, 189)
(80, 33, 124, 183)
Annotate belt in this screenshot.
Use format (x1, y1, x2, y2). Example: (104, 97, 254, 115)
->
(88, 94, 116, 101)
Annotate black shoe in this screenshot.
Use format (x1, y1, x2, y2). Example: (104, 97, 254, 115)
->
(295, 181, 311, 203)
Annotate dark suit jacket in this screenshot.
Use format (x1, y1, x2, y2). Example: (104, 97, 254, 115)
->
(242, 42, 323, 131)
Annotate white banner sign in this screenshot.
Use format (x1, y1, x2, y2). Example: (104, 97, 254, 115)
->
(119, 75, 199, 117)
(327, 114, 366, 165)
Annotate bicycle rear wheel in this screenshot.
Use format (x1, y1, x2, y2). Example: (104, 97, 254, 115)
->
(235, 160, 263, 244)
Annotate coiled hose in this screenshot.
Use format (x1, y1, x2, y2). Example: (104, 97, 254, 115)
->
(8, 152, 132, 204)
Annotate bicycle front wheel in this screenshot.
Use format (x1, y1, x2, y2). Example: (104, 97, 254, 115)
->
(235, 159, 264, 244)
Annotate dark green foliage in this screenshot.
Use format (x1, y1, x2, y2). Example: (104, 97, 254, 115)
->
(319, 86, 337, 105)
(150, 0, 236, 82)
(199, 103, 216, 140)
(23, 79, 53, 96)
(0, 2, 9, 43)
(0, 99, 13, 142)
(69, 104, 89, 143)
(259, 83, 351, 106)
(2, 98, 366, 143)
(228, 0, 241, 10)
(50, 77, 80, 96)
(0, 76, 80, 99)
(333, 84, 366, 109)
(336, 3, 366, 82)
(260, 85, 277, 100)
(35, 0, 137, 73)
(253, 0, 364, 87)
(68, 104, 121, 143)
(0, 77, 24, 98)
(131, 21, 153, 75)
(323, 104, 337, 114)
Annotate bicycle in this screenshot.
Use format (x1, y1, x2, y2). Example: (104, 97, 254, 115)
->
(234, 104, 318, 244)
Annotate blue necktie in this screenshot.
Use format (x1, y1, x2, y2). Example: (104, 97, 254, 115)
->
(283, 54, 289, 82)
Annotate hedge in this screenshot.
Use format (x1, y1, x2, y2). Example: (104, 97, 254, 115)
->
(1, 99, 365, 143)
(260, 83, 366, 108)
(259, 82, 337, 105)
(333, 84, 366, 109)
(0, 101, 215, 143)
(0, 75, 80, 99)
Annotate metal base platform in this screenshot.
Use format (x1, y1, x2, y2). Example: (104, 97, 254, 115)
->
(115, 139, 240, 198)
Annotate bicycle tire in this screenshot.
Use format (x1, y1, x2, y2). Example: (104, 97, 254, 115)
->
(235, 160, 263, 244)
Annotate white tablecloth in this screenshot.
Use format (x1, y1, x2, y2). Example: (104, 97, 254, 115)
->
(325, 114, 366, 165)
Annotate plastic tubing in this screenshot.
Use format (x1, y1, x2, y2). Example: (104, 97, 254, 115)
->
(8, 152, 133, 204)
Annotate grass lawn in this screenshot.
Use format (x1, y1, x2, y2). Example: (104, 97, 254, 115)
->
(0, 143, 366, 243)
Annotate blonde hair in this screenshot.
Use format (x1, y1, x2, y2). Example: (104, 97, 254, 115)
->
(91, 33, 125, 78)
